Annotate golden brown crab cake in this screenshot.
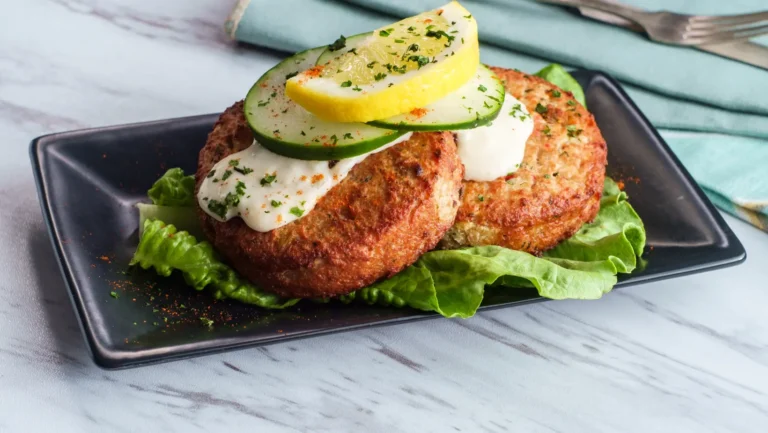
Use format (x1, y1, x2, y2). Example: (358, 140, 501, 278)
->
(440, 67, 607, 255)
(196, 101, 464, 298)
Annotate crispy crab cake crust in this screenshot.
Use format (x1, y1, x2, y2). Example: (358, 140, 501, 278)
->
(439, 67, 607, 254)
(196, 102, 464, 298)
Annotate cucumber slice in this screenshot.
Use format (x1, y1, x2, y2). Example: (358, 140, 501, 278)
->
(244, 46, 406, 160)
(367, 65, 504, 131)
(315, 32, 372, 66)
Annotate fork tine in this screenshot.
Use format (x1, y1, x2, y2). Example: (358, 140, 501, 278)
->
(689, 11, 768, 26)
(684, 23, 768, 45)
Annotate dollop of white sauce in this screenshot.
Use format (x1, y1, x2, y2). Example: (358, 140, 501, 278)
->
(197, 133, 412, 232)
(455, 93, 534, 181)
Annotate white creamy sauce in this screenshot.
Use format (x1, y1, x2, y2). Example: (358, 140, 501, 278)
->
(197, 133, 412, 232)
(455, 93, 534, 181)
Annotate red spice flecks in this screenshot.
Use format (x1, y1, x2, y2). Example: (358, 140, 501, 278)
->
(311, 174, 325, 184)
(99, 255, 111, 263)
(300, 175, 308, 181)
(409, 108, 428, 120)
(424, 18, 433, 23)
(616, 180, 625, 190)
(303, 65, 324, 78)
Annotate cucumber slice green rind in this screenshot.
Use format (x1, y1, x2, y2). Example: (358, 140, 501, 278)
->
(316, 32, 372, 66)
(367, 64, 505, 131)
(244, 46, 406, 161)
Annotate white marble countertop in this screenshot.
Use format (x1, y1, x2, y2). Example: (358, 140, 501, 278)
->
(2, 1, 768, 432)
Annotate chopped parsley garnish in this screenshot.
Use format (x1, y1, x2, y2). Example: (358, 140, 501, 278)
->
(330, 134, 338, 145)
(257, 99, 270, 107)
(483, 101, 491, 109)
(352, 86, 362, 91)
(477, 195, 485, 202)
(340, 80, 352, 88)
(509, 103, 525, 118)
(408, 55, 430, 69)
(271, 200, 282, 208)
(464, 14, 472, 19)
(289, 206, 304, 217)
(300, 130, 306, 136)
(367, 61, 377, 68)
(388, 83, 394, 87)
(343, 132, 353, 140)
(260, 173, 277, 186)
(374, 72, 387, 81)
(224, 191, 240, 207)
(228, 159, 239, 167)
(535, 103, 548, 114)
(285, 71, 298, 80)
(394, 39, 405, 44)
(221, 170, 233, 181)
(553, 172, 559, 177)
(551, 89, 561, 97)
(206, 169, 216, 178)
(407, 43, 419, 52)
(200, 317, 214, 328)
(544, 174, 551, 179)
(234, 166, 254, 175)
(348, 48, 357, 55)
(379, 29, 390, 37)
(207, 199, 227, 218)
(110, 291, 118, 299)
(477, 84, 487, 92)
(270, 91, 277, 98)
(567, 100, 576, 107)
(273, 129, 280, 135)
(425, 29, 455, 47)
(328, 35, 346, 52)
(567, 125, 583, 137)
(542, 125, 551, 136)
(235, 181, 246, 196)
(407, 26, 416, 31)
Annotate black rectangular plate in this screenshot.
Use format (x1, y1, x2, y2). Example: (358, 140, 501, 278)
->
(30, 71, 746, 369)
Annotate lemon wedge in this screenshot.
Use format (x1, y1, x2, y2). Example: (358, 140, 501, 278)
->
(285, 1, 479, 123)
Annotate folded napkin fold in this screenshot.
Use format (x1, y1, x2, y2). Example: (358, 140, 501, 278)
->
(226, 0, 768, 232)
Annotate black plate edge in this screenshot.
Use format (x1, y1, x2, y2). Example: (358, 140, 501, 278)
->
(28, 71, 747, 369)
(30, 136, 101, 365)
(583, 71, 746, 265)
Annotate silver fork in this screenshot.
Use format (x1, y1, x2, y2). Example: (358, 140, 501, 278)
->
(536, 0, 768, 46)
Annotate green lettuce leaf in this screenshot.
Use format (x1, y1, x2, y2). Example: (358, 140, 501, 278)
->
(336, 178, 643, 318)
(534, 64, 587, 108)
(137, 203, 202, 239)
(131, 177, 644, 318)
(130, 219, 299, 309)
(147, 168, 196, 207)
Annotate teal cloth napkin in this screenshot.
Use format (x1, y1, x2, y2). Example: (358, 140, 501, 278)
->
(226, 0, 768, 231)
